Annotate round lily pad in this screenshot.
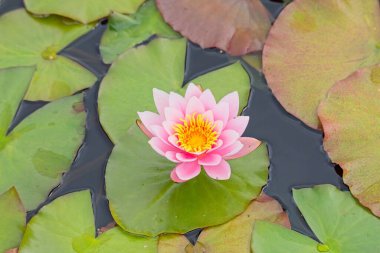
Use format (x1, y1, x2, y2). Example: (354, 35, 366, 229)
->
(0, 9, 96, 101)
(156, 0, 272, 56)
(19, 190, 157, 253)
(252, 185, 380, 253)
(263, 0, 380, 128)
(24, 0, 145, 24)
(158, 194, 289, 253)
(0, 188, 26, 253)
(100, 0, 180, 64)
(318, 64, 380, 217)
(0, 67, 86, 210)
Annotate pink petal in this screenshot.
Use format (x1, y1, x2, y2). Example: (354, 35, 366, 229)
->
(175, 161, 201, 181)
(185, 83, 202, 100)
(165, 107, 184, 122)
(136, 120, 154, 138)
(214, 140, 243, 157)
(212, 102, 229, 125)
(198, 154, 222, 166)
(138, 111, 162, 133)
(220, 130, 240, 148)
(226, 116, 249, 135)
(165, 151, 180, 163)
(203, 159, 231, 180)
(203, 110, 214, 122)
(199, 89, 216, 110)
(168, 135, 181, 149)
(214, 120, 224, 133)
(149, 137, 176, 156)
(220, 91, 239, 119)
(224, 137, 261, 160)
(169, 92, 186, 111)
(171, 169, 186, 183)
(208, 139, 223, 152)
(176, 153, 197, 162)
(162, 120, 176, 135)
(153, 88, 169, 115)
(186, 96, 205, 115)
(150, 125, 169, 143)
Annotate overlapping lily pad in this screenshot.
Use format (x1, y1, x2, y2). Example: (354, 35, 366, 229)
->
(98, 38, 268, 235)
(263, 0, 380, 128)
(0, 9, 96, 101)
(100, 0, 180, 63)
(0, 67, 86, 210)
(18, 190, 157, 253)
(318, 64, 380, 217)
(0, 188, 26, 253)
(158, 194, 289, 253)
(156, 0, 272, 56)
(24, 0, 145, 24)
(252, 185, 380, 253)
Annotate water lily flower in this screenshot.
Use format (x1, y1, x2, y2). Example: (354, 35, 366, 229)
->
(137, 83, 261, 183)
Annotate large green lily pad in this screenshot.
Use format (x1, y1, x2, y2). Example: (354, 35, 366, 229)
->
(19, 190, 157, 253)
(24, 0, 145, 24)
(158, 194, 289, 253)
(263, 0, 380, 128)
(0, 67, 86, 210)
(0, 9, 96, 101)
(0, 188, 26, 253)
(252, 185, 380, 253)
(100, 0, 180, 64)
(318, 64, 380, 217)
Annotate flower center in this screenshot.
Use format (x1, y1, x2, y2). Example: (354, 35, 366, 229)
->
(174, 113, 219, 153)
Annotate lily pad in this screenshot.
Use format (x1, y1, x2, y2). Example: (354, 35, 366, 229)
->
(318, 64, 380, 217)
(100, 0, 180, 64)
(24, 0, 145, 24)
(252, 185, 380, 253)
(18, 190, 157, 253)
(0, 67, 86, 210)
(0, 188, 26, 253)
(158, 194, 289, 253)
(0, 9, 96, 101)
(263, 0, 380, 128)
(156, 0, 272, 56)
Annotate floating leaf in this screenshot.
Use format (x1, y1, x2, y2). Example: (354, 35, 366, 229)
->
(252, 185, 380, 253)
(263, 0, 380, 128)
(0, 9, 96, 101)
(158, 194, 289, 253)
(100, 0, 180, 63)
(156, 0, 272, 56)
(0, 67, 86, 210)
(24, 0, 145, 24)
(0, 188, 26, 253)
(18, 191, 157, 253)
(318, 64, 380, 217)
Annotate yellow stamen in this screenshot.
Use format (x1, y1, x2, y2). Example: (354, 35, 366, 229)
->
(173, 113, 219, 153)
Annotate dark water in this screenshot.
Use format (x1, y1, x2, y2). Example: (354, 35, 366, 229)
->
(1, 0, 346, 245)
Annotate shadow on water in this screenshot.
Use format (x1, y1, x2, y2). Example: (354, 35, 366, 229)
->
(1, 0, 346, 244)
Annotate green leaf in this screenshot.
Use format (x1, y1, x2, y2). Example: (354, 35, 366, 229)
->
(24, 0, 145, 24)
(100, 0, 180, 63)
(106, 125, 268, 236)
(318, 64, 380, 217)
(18, 191, 157, 253)
(263, 0, 380, 128)
(0, 9, 96, 101)
(252, 185, 380, 253)
(0, 67, 86, 210)
(158, 194, 289, 253)
(0, 188, 26, 253)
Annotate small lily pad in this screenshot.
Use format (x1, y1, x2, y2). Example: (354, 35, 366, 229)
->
(319, 64, 380, 217)
(156, 0, 272, 56)
(18, 190, 157, 253)
(158, 194, 289, 253)
(100, 0, 180, 63)
(0, 188, 26, 253)
(24, 0, 145, 24)
(0, 67, 86, 210)
(263, 0, 380, 128)
(0, 9, 96, 101)
(252, 185, 380, 253)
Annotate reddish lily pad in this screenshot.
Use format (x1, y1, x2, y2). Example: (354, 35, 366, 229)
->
(158, 194, 289, 253)
(318, 64, 380, 217)
(263, 0, 380, 128)
(156, 0, 272, 56)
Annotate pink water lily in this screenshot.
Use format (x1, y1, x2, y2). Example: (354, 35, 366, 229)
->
(138, 83, 261, 183)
